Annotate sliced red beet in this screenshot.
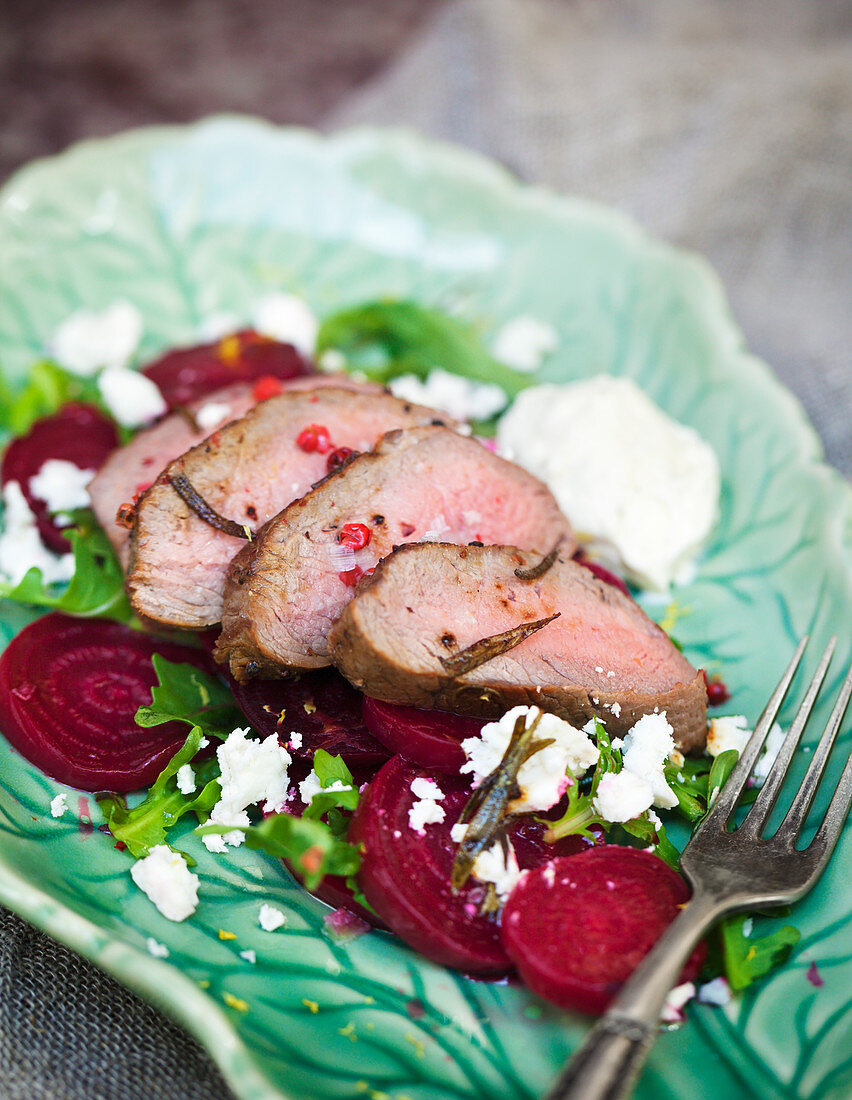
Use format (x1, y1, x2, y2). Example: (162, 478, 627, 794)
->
(500, 847, 707, 1015)
(142, 329, 311, 408)
(230, 668, 390, 768)
(1, 403, 119, 552)
(573, 551, 630, 597)
(0, 612, 220, 792)
(349, 756, 511, 975)
(361, 697, 485, 772)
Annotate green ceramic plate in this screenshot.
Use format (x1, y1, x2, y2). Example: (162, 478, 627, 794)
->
(1, 118, 851, 1100)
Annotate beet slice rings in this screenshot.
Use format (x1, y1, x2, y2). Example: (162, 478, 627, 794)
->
(0, 612, 218, 791)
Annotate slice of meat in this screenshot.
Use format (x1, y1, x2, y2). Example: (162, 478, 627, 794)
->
(126, 388, 448, 629)
(216, 425, 575, 681)
(328, 542, 707, 752)
(89, 375, 381, 567)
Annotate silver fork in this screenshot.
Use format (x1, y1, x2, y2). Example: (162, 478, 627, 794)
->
(545, 636, 852, 1100)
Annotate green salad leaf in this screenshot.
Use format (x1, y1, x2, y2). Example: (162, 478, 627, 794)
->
(0, 359, 108, 436)
(97, 725, 221, 859)
(316, 300, 529, 399)
(719, 914, 802, 991)
(135, 654, 242, 740)
(199, 812, 361, 891)
(302, 749, 360, 825)
(0, 516, 134, 622)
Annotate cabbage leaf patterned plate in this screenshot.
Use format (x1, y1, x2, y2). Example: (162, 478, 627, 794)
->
(0, 118, 851, 1100)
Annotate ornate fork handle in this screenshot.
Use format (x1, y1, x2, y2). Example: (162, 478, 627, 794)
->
(545, 891, 725, 1100)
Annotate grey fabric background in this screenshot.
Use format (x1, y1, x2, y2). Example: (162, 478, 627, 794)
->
(1, 1, 850, 1098)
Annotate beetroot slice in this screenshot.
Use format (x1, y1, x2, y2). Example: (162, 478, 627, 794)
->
(501, 847, 707, 1015)
(1, 403, 119, 552)
(142, 330, 311, 408)
(361, 697, 485, 771)
(350, 756, 511, 975)
(230, 668, 390, 767)
(0, 612, 220, 792)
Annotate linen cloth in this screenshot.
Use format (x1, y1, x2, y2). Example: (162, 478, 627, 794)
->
(2, 2, 850, 1098)
(330, 0, 852, 477)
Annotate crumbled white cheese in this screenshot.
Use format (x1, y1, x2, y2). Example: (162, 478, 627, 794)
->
(450, 822, 468, 843)
(288, 731, 303, 750)
(50, 793, 68, 818)
(742, 917, 753, 938)
(98, 366, 167, 428)
(29, 460, 94, 515)
(752, 723, 786, 784)
(176, 764, 196, 795)
(130, 845, 199, 922)
(240, 949, 257, 964)
(389, 368, 507, 422)
(50, 300, 143, 375)
(0, 481, 75, 586)
(146, 937, 170, 958)
(621, 713, 679, 809)
(317, 348, 346, 373)
(258, 903, 287, 931)
(497, 376, 720, 590)
(661, 981, 696, 1023)
(592, 712, 678, 822)
(594, 769, 656, 823)
(408, 777, 446, 834)
(461, 706, 599, 813)
(707, 714, 752, 757)
(195, 401, 233, 433)
(252, 292, 318, 355)
(491, 315, 558, 372)
(298, 769, 322, 805)
(697, 976, 732, 1006)
(471, 838, 522, 902)
(203, 728, 291, 852)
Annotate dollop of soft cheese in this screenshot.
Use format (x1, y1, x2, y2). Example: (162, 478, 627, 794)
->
(131, 845, 199, 921)
(252, 292, 318, 355)
(497, 376, 720, 590)
(0, 481, 75, 586)
(389, 368, 508, 422)
(258, 903, 287, 931)
(203, 728, 291, 852)
(592, 712, 678, 822)
(50, 300, 143, 375)
(97, 366, 167, 428)
(29, 459, 94, 516)
(461, 706, 599, 813)
(491, 315, 558, 373)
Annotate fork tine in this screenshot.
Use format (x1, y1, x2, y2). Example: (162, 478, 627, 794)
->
(701, 636, 808, 828)
(739, 638, 836, 836)
(778, 658, 852, 845)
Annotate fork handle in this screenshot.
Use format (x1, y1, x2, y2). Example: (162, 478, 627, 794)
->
(544, 891, 725, 1100)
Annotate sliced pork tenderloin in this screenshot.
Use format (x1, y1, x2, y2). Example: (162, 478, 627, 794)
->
(126, 388, 445, 629)
(216, 425, 575, 681)
(90, 374, 382, 567)
(328, 542, 707, 752)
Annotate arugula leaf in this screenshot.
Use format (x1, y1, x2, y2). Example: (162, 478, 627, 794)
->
(0, 360, 107, 436)
(707, 749, 739, 807)
(135, 654, 242, 740)
(720, 914, 802, 991)
(316, 300, 529, 398)
(200, 812, 361, 891)
(302, 750, 360, 825)
(97, 725, 220, 858)
(0, 516, 134, 622)
(545, 719, 619, 842)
